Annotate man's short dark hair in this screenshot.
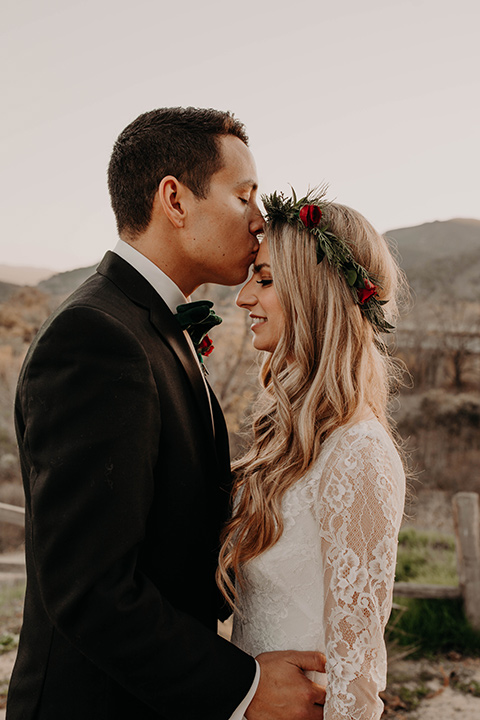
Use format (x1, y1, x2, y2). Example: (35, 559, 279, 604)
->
(107, 106, 249, 239)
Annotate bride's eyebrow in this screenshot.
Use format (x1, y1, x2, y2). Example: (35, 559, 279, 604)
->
(253, 263, 271, 273)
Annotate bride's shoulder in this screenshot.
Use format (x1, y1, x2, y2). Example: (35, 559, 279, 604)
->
(310, 416, 403, 480)
(334, 416, 393, 447)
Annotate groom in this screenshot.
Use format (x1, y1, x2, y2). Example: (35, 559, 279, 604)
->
(7, 107, 326, 719)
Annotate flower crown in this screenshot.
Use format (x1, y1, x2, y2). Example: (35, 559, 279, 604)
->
(261, 187, 395, 334)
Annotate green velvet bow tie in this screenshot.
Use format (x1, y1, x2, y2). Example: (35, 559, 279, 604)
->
(175, 301, 222, 350)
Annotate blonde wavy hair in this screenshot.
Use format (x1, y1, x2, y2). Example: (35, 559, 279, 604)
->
(217, 202, 406, 607)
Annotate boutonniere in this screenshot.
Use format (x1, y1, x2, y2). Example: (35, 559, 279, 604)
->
(175, 300, 222, 371)
(198, 334, 215, 358)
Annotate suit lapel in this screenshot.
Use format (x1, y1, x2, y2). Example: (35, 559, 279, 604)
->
(208, 387, 232, 482)
(96, 252, 215, 439)
(148, 300, 216, 437)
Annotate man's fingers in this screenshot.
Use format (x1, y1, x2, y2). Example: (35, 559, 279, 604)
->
(312, 681, 326, 706)
(248, 651, 326, 720)
(287, 650, 326, 674)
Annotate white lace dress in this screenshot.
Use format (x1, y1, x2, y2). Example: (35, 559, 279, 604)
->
(231, 419, 405, 720)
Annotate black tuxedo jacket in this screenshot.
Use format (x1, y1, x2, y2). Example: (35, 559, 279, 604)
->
(7, 252, 255, 719)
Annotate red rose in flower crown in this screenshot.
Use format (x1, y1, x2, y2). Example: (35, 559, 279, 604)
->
(357, 278, 377, 304)
(299, 204, 322, 228)
(198, 335, 215, 357)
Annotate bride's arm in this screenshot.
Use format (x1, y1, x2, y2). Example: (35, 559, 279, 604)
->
(314, 428, 405, 720)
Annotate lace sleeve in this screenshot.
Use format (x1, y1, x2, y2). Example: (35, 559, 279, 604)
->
(313, 426, 405, 720)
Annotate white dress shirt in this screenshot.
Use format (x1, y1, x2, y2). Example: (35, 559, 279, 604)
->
(111, 240, 260, 720)
(112, 239, 187, 315)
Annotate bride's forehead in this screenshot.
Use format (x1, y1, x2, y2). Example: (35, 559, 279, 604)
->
(256, 239, 270, 263)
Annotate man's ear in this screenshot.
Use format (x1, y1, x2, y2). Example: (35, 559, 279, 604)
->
(158, 176, 190, 228)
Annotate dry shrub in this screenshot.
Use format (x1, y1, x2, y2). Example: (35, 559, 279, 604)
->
(0, 480, 24, 552)
(0, 525, 24, 554)
(0, 348, 23, 461)
(0, 480, 23, 507)
(398, 389, 480, 494)
(0, 287, 51, 348)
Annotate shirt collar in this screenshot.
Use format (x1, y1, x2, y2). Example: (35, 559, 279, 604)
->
(112, 239, 187, 314)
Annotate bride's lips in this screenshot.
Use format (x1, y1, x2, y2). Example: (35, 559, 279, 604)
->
(249, 314, 267, 330)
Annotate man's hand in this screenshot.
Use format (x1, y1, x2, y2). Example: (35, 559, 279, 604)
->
(245, 650, 326, 720)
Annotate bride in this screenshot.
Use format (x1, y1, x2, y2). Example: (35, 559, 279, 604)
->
(217, 190, 406, 720)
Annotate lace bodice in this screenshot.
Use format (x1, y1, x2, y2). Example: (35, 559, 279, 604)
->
(231, 419, 405, 720)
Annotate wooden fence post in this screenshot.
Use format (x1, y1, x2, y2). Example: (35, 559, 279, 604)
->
(0, 501, 25, 527)
(452, 492, 480, 630)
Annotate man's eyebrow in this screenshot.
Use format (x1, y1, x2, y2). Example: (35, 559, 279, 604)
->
(236, 180, 258, 191)
(253, 263, 270, 273)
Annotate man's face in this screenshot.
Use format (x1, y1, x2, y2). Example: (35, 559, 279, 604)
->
(185, 135, 263, 288)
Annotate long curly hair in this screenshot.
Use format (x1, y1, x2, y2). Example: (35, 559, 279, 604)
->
(216, 202, 407, 607)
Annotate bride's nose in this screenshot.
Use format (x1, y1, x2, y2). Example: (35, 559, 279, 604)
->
(236, 278, 257, 309)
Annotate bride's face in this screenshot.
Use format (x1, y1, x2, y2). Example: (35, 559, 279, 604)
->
(236, 239, 285, 353)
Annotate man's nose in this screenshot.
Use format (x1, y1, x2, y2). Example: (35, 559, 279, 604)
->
(249, 204, 265, 238)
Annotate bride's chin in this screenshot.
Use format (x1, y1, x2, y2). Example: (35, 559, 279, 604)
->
(253, 342, 276, 355)
(252, 337, 269, 353)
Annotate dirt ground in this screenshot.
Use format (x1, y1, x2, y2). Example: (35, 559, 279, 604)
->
(1, 539, 480, 718)
(0, 651, 15, 719)
(0, 648, 479, 718)
(382, 654, 480, 718)
(222, 618, 480, 718)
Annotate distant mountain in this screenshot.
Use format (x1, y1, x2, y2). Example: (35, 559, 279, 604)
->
(450, 218, 480, 228)
(38, 264, 97, 297)
(386, 219, 480, 301)
(0, 264, 55, 286)
(0, 280, 21, 303)
(7, 218, 479, 305)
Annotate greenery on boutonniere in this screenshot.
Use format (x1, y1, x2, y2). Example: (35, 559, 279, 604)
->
(175, 300, 222, 367)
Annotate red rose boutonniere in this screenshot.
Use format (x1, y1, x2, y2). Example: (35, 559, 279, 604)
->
(299, 204, 322, 228)
(198, 335, 215, 357)
(357, 278, 378, 304)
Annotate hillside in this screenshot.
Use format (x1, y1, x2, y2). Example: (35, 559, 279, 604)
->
(38, 264, 97, 297)
(2, 217, 480, 305)
(31, 218, 480, 303)
(0, 281, 21, 303)
(0, 265, 55, 286)
(386, 218, 480, 301)
(0, 218, 479, 500)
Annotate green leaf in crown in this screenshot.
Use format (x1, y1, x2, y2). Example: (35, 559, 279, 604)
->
(261, 187, 395, 334)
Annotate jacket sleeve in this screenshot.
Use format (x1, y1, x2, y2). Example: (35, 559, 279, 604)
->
(19, 304, 255, 719)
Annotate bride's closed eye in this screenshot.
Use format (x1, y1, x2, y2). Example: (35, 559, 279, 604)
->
(256, 279, 273, 287)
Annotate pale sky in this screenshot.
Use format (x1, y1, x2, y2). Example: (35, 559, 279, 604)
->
(1, 0, 479, 271)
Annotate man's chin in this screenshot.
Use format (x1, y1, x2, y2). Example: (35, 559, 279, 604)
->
(214, 269, 250, 287)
